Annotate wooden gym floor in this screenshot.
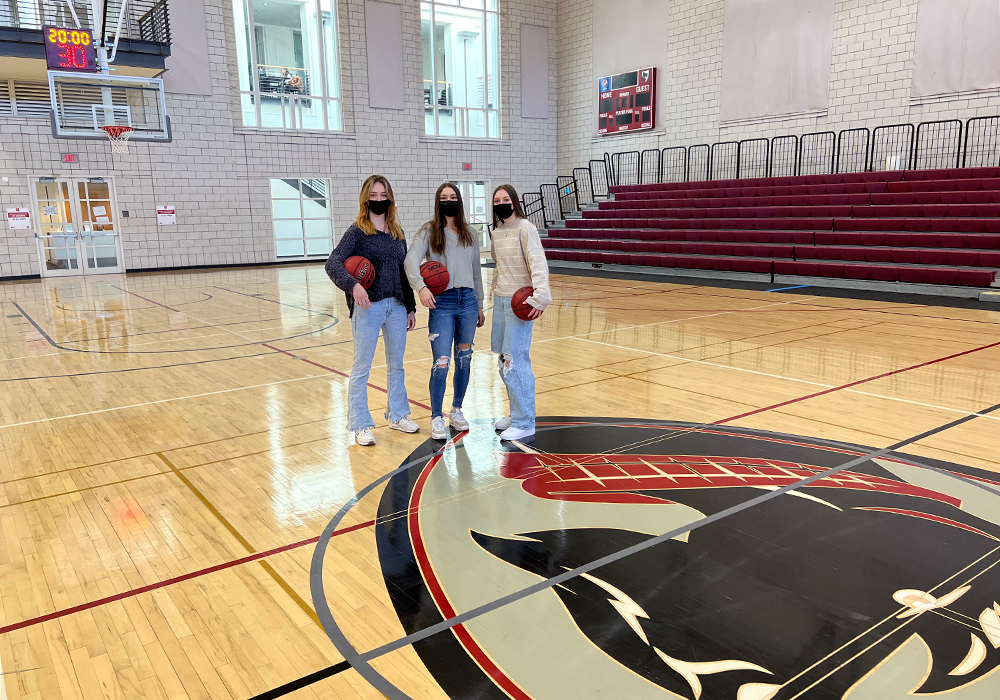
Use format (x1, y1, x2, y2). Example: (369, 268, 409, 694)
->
(0, 264, 998, 700)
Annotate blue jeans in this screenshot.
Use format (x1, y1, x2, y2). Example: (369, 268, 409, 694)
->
(491, 295, 535, 431)
(348, 297, 410, 431)
(428, 287, 480, 418)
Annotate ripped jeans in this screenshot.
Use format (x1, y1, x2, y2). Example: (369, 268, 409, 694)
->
(427, 287, 480, 418)
(491, 295, 535, 432)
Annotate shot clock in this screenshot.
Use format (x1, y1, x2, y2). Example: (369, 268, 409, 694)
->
(43, 26, 97, 72)
(598, 67, 656, 136)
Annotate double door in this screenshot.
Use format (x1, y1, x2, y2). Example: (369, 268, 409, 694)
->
(34, 178, 124, 276)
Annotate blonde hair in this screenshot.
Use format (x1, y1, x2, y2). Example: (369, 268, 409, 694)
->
(355, 174, 405, 240)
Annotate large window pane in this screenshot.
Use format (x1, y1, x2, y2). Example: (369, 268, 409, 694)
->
(270, 178, 336, 259)
(422, 0, 499, 138)
(237, 0, 342, 131)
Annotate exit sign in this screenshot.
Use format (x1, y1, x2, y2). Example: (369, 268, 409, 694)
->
(462, 163, 472, 170)
(62, 154, 77, 163)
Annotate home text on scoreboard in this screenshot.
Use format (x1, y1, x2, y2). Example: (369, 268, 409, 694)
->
(598, 67, 656, 136)
(42, 26, 97, 73)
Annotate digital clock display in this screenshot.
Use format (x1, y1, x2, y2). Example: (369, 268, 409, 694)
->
(43, 26, 97, 72)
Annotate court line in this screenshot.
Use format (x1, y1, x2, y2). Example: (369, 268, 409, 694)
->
(309, 404, 1000, 700)
(573, 336, 1000, 423)
(158, 451, 322, 627)
(716, 338, 1000, 425)
(8, 300, 338, 357)
(262, 342, 434, 412)
(0, 518, 376, 637)
(112, 285, 181, 312)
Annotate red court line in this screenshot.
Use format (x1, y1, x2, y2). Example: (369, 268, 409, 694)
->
(0, 519, 375, 636)
(716, 339, 1000, 425)
(262, 342, 433, 411)
(113, 285, 181, 313)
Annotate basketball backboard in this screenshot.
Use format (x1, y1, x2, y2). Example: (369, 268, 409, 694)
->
(48, 71, 172, 142)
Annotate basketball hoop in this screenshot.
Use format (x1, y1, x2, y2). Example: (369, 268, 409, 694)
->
(101, 125, 133, 154)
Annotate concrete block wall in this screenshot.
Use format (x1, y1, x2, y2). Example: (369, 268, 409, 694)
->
(557, 0, 1000, 176)
(0, 0, 557, 279)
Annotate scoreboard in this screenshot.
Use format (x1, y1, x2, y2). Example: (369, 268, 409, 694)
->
(43, 26, 97, 72)
(598, 67, 656, 136)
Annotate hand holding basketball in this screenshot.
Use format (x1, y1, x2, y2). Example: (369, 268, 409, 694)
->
(418, 287, 436, 308)
(352, 283, 371, 310)
(512, 286, 540, 321)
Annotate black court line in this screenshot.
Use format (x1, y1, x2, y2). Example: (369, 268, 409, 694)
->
(294, 404, 1000, 700)
(247, 661, 352, 699)
(7, 300, 338, 356)
(55, 291, 215, 313)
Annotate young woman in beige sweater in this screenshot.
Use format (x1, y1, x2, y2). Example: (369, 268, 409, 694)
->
(489, 184, 551, 441)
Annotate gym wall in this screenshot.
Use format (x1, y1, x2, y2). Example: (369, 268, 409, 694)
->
(558, 0, 1000, 173)
(0, 0, 557, 278)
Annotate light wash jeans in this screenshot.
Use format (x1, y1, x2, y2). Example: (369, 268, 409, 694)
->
(427, 287, 479, 418)
(348, 297, 410, 431)
(491, 295, 535, 432)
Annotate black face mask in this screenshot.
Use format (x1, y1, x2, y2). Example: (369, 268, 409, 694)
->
(494, 203, 514, 221)
(440, 200, 461, 218)
(367, 199, 391, 216)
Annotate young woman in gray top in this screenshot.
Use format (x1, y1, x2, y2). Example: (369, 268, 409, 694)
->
(404, 182, 485, 440)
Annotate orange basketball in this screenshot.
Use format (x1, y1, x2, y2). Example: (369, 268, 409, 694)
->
(345, 256, 375, 289)
(511, 286, 535, 320)
(420, 261, 450, 296)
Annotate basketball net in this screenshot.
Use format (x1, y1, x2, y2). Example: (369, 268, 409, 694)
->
(101, 125, 134, 155)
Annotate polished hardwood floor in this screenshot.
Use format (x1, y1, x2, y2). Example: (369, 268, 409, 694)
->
(0, 264, 998, 699)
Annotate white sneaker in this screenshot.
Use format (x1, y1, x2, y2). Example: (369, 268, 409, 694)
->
(355, 428, 376, 446)
(449, 408, 470, 431)
(390, 417, 420, 433)
(431, 416, 448, 440)
(495, 416, 512, 431)
(499, 425, 534, 441)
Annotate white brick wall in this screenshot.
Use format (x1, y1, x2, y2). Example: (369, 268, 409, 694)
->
(557, 0, 1000, 176)
(0, 0, 557, 278)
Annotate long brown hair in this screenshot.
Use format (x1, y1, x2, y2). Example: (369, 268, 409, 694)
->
(355, 174, 404, 240)
(491, 184, 526, 228)
(420, 182, 476, 254)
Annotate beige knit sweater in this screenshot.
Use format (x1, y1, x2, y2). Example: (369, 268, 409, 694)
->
(490, 217, 551, 310)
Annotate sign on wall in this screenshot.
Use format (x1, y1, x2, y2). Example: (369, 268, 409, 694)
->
(598, 68, 656, 135)
(6, 207, 31, 229)
(156, 205, 176, 225)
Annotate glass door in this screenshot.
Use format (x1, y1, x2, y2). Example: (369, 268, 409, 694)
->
(35, 180, 80, 275)
(34, 178, 124, 277)
(455, 181, 490, 252)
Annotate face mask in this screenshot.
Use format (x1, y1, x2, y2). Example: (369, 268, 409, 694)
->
(367, 199, 391, 216)
(494, 203, 514, 221)
(440, 200, 461, 217)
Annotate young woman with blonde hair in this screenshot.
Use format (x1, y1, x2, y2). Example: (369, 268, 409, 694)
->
(405, 182, 485, 440)
(327, 175, 418, 446)
(489, 184, 551, 441)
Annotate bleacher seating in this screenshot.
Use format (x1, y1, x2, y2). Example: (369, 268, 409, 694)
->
(541, 167, 1000, 289)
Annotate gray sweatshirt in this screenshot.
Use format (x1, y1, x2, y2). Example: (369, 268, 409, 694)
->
(404, 226, 484, 307)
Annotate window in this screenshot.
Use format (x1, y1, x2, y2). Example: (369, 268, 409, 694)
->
(454, 181, 490, 250)
(270, 178, 335, 258)
(234, 0, 342, 130)
(422, 0, 499, 138)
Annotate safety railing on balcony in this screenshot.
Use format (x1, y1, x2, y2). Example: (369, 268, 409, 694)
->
(520, 113, 1000, 231)
(0, 0, 170, 48)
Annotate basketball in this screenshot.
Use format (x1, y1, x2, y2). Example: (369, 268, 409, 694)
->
(345, 255, 375, 289)
(420, 260, 450, 295)
(511, 286, 535, 320)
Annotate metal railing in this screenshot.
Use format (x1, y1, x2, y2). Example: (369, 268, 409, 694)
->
(0, 0, 171, 47)
(526, 114, 1000, 230)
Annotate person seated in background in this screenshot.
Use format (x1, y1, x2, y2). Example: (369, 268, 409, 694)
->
(281, 68, 303, 93)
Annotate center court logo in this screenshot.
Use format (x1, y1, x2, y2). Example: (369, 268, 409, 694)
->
(375, 419, 1000, 700)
